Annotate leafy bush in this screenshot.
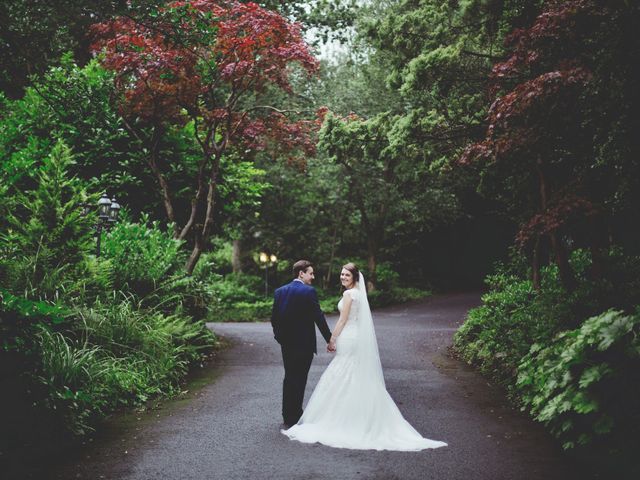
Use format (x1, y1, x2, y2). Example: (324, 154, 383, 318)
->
(211, 299, 274, 322)
(516, 310, 640, 453)
(209, 273, 262, 305)
(101, 214, 184, 296)
(140, 272, 212, 319)
(0, 141, 95, 299)
(319, 296, 339, 313)
(373, 262, 401, 291)
(454, 269, 558, 385)
(202, 241, 234, 274)
(454, 248, 640, 389)
(205, 273, 269, 321)
(368, 286, 431, 308)
(32, 297, 216, 435)
(454, 247, 640, 472)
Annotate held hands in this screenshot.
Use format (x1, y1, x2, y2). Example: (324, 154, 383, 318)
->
(327, 337, 337, 353)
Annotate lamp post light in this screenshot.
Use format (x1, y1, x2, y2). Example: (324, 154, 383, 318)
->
(84, 193, 122, 256)
(98, 193, 112, 220)
(259, 252, 277, 297)
(108, 198, 121, 225)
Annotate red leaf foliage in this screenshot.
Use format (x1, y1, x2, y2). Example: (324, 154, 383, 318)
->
(239, 107, 329, 160)
(516, 195, 599, 247)
(457, 0, 608, 248)
(490, 0, 601, 90)
(459, 0, 599, 165)
(459, 67, 591, 165)
(90, 0, 319, 156)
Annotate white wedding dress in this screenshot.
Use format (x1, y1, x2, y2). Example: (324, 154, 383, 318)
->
(282, 273, 447, 451)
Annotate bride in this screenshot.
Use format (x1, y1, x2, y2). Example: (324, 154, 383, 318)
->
(281, 262, 447, 451)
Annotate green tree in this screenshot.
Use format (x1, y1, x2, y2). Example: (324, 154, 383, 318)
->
(0, 141, 95, 299)
(0, 56, 149, 210)
(319, 112, 458, 290)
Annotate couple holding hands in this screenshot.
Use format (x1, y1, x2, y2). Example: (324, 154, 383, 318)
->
(271, 260, 447, 451)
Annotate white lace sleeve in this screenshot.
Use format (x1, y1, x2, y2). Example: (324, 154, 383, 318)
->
(346, 288, 359, 320)
(348, 288, 359, 302)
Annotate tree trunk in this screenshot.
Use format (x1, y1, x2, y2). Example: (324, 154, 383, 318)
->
(232, 238, 242, 273)
(532, 235, 541, 290)
(185, 231, 204, 275)
(536, 157, 575, 292)
(186, 150, 222, 275)
(324, 223, 339, 288)
(148, 152, 178, 236)
(549, 231, 576, 292)
(178, 153, 209, 241)
(367, 236, 377, 292)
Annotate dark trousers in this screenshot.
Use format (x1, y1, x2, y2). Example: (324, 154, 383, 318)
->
(281, 346, 313, 425)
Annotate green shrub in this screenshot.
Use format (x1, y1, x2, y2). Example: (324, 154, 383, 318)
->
(517, 309, 640, 452)
(101, 214, 184, 297)
(34, 327, 107, 435)
(31, 297, 216, 435)
(454, 247, 640, 470)
(453, 269, 559, 385)
(319, 296, 338, 313)
(139, 272, 212, 320)
(209, 274, 261, 305)
(206, 241, 234, 274)
(368, 286, 431, 308)
(373, 262, 401, 291)
(205, 273, 268, 321)
(211, 299, 273, 322)
(454, 248, 640, 389)
(0, 140, 95, 300)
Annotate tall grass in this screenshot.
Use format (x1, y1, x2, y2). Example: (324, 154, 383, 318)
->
(31, 295, 216, 435)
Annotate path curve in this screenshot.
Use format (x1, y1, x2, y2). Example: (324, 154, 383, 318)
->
(23, 293, 597, 479)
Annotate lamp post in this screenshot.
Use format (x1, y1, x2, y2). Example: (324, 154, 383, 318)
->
(83, 193, 121, 256)
(259, 252, 277, 297)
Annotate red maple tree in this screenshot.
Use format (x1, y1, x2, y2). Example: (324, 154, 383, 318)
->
(91, 0, 320, 272)
(459, 0, 612, 291)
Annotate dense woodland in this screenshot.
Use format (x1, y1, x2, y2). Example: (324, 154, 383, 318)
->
(1, 0, 639, 476)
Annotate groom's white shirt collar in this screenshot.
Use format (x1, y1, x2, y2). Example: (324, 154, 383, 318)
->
(293, 279, 303, 283)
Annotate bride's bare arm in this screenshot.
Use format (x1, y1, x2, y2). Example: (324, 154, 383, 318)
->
(330, 291, 353, 343)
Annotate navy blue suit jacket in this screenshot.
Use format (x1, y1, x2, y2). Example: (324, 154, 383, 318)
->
(271, 280, 332, 354)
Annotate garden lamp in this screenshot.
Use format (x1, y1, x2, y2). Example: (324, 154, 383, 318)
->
(98, 194, 112, 220)
(108, 198, 121, 223)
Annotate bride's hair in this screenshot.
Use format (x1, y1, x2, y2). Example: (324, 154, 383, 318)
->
(341, 262, 360, 289)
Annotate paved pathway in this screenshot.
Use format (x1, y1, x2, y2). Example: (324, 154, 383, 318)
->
(15, 293, 599, 479)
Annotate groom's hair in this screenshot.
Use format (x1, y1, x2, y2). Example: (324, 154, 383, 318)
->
(292, 260, 313, 278)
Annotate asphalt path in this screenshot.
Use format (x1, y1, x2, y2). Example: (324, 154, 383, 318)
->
(20, 292, 599, 480)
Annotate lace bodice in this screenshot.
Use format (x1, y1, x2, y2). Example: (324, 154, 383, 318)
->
(337, 288, 359, 325)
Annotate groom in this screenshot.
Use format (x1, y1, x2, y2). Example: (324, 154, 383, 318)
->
(271, 260, 334, 427)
